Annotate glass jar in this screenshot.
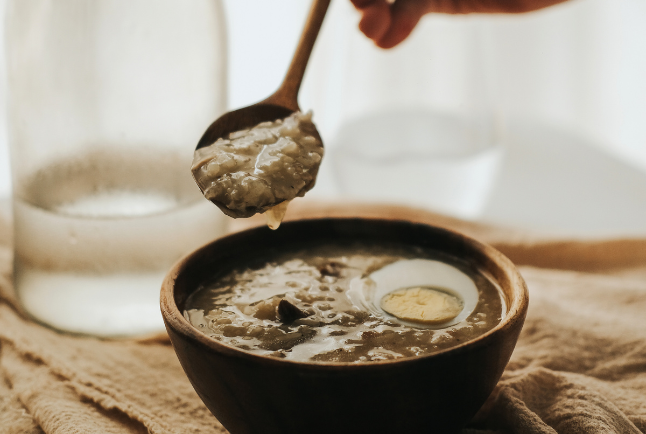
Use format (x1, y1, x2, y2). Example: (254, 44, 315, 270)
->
(5, 0, 228, 337)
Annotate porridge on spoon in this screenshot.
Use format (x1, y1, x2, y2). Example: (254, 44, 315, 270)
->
(191, 111, 323, 228)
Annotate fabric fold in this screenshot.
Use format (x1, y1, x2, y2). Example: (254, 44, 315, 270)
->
(1, 344, 148, 434)
(0, 304, 225, 434)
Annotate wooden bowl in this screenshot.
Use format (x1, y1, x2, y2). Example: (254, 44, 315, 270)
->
(161, 218, 528, 434)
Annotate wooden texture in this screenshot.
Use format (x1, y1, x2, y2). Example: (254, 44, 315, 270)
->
(161, 218, 529, 434)
(196, 0, 330, 150)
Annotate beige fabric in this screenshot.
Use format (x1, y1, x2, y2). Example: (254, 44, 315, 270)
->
(1, 200, 645, 434)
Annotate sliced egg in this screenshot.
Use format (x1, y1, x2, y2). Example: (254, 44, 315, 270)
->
(347, 259, 479, 329)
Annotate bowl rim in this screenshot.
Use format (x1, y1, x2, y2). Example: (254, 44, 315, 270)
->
(161, 217, 528, 370)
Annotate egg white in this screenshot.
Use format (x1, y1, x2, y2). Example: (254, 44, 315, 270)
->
(346, 259, 479, 329)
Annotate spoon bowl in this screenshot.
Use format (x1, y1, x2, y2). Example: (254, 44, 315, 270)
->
(197, 107, 323, 220)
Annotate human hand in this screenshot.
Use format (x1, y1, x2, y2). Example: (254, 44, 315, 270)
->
(351, 0, 569, 48)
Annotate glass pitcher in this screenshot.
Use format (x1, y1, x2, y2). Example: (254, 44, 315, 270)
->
(5, 0, 228, 337)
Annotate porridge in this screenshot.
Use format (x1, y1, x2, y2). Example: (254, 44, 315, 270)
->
(184, 242, 505, 363)
(191, 111, 323, 227)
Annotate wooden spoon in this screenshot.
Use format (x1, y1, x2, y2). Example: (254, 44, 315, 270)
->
(195, 0, 331, 150)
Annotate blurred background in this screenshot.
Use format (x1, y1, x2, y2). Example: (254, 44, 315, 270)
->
(1, 0, 646, 237)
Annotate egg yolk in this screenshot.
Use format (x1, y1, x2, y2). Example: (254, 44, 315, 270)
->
(380, 286, 463, 325)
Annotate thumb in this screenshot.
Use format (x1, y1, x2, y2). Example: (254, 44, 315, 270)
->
(376, 0, 432, 49)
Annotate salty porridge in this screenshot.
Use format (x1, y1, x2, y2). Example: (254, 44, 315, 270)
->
(184, 242, 504, 363)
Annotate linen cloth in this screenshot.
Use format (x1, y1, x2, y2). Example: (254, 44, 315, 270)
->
(1, 201, 645, 434)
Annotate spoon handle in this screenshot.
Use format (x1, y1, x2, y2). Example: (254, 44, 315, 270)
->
(266, 0, 331, 110)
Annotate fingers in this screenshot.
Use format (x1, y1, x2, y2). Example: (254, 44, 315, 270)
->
(356, 0, 392, 43)
(351, 0, 433, 49)
(376, 0, 430, 48)
(427, 0, 569, 14)
(350, 0, 380, 7)
(352, 0, 571, 49)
